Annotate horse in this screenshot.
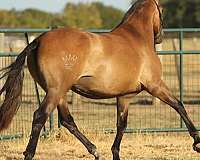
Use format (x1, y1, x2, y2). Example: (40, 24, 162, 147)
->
(0, 0, 200, 159)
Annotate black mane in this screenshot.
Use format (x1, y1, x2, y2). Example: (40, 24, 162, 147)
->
(113, 0, 145, 30)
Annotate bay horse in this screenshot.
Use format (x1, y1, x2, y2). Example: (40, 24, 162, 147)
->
(0, 0, 200, 159)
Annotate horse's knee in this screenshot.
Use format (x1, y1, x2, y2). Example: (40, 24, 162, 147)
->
(117, 113, 128, 130)
(33, 109, 48, 123)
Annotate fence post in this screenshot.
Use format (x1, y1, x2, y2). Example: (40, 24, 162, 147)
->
(0, 33, 4, 67)
(172, 39, 181, 84)
(0, 33, 4, 52)
(179, 31, 184, 128)
(0, 33, 4, 94)
(153, 44, 163, 105)
(58, 110, 62, 128)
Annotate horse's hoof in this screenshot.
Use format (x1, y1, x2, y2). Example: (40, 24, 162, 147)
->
(113, 156, 120, 160)
(94, 151, 105, 160)
(23, 151, 33, 160)
(193, 143, 200, 153)
(24, 155, 33, 160)
(95, 155, 105, 160)
(95, 155, 106, 160)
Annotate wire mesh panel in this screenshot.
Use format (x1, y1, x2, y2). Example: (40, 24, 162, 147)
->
(184, 54, 200, 127)
(1, 29, 200, 138)
(0, 57, 51, 139)
(0, 57, 35, 138)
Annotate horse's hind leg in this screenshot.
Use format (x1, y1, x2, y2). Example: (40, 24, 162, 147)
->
(57, 96, 103, 160)
(111, 96, 131, 160)
(23, 88, 60, 160)
(145, 80, 200, 152)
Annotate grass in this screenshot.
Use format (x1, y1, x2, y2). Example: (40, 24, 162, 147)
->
(0, 130, 200, 160)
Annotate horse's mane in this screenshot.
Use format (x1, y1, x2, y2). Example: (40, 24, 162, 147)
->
(112, 0, 145, 30)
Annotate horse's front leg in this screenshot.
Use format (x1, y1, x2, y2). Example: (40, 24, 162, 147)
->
(23, 88, 59, 160)
(111, 96, 131, 160)
(146, 80, 200, 152)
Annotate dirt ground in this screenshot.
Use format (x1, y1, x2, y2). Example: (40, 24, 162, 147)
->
(0, 130, 200, 160)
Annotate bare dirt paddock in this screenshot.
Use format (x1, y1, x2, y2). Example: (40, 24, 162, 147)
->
(0, 130, 200, 160)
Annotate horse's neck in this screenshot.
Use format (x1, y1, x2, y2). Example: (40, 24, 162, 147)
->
(112, 5, 155, 48)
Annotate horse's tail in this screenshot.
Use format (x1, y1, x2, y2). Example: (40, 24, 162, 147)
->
(0, 40, 38, 131)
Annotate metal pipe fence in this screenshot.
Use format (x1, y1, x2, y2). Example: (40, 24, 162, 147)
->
(0, 28, 200, 139)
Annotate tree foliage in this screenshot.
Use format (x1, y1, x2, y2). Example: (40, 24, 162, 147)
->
(0, 2, 123, 29)
(0, 1, 199, 29)
(161, 0, 200, 27)
(63, 3, 102, 29)
(130, 0, 200, 28)
(92, 2, 123, 29)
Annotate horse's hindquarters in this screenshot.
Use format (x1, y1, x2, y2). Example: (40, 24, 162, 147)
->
(27, 50, 47, 91)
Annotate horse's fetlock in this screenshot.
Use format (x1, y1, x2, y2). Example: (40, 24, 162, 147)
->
(193, 134, 200, 143)
(88, 144, 97, 155)
(23, 150, 35, 160)
(88, 146, 101, 159)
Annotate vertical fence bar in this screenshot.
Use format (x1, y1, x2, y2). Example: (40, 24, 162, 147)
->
(0, 33, 4, 79)
(1, 28, 200, 137)
(179, 31, 184, 128)
(58, 111, 62, 128)
(50, 113, 54, 130)
(0, 33, 4, 106)
(0, 33, 4, 52)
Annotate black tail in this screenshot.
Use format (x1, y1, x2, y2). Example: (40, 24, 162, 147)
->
(0, 40, 38, 131)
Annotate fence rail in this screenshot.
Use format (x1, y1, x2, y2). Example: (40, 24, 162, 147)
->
(0, 28, 200, 139)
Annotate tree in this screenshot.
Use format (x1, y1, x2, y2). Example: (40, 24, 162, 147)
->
(131, 0, 200, 28)
(161, 0, 199, 27)
(63, 3, 102, 29)
(194, 0, 200, 26)
(0, 9, 19, 27)
(51, 13, 67, 28)
(18, 8, 53, 28)
(92, 2, 124, 29)
(0, 2, 124, 29)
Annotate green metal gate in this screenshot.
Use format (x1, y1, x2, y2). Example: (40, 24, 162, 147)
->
(0, 28, 200, 139)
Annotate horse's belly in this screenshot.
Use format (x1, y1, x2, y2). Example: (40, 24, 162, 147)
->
(71, 85, 116, 99)
(72, 74, 140, 99)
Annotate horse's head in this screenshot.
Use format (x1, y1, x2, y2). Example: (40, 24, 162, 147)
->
(152, 0, 163, 44)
